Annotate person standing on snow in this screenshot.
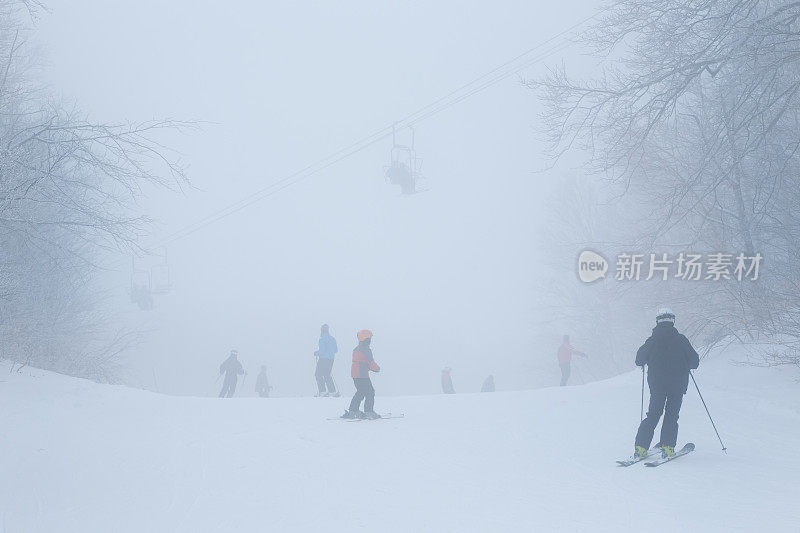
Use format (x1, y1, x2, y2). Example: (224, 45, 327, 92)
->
(481, 375, 495, 392)
(341, 329, 381, 419)
(557, 335, 587, 386)
(219, 349, 245, 398)
(633, 308, 699, 459)
(441, 366, 455, 394)
(314, 324, 339, 397)
(255, 365, 272, 398)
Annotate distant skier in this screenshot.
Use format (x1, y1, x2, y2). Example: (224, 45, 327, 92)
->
(219, 349, 245, 398)
(255, 365, 272, 398)
(481, 374, 495, 392)
(441, 366, 455, 394)
(314, 324, 339, 397)
(633, 308, 699, 459)
(341, 329, 381, 419)
(557, 335, 587, 386)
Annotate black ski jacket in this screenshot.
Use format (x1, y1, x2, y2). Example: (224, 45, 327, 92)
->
(635, 322, 699, 395)
(220, 357, 244, 379)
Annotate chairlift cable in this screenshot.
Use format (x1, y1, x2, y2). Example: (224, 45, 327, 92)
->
(148, 3, 623, 250)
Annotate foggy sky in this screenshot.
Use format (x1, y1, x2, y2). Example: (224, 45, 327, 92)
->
(33, 0, 597, 396)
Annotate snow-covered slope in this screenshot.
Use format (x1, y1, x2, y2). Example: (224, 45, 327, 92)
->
(1, 347, 798, 532)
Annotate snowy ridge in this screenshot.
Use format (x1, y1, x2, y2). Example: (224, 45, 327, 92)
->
(0, 345, 798, 532)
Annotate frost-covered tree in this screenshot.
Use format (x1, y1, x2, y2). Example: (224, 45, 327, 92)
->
(0, 1, 187, 380)
(533, 0, 800, 367)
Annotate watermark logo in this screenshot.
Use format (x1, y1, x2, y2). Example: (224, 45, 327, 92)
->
(578, 250, 608, 283)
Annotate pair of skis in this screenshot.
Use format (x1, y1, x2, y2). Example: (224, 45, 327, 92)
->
(345, 413, 404, 422)
(616, 443, 695, 467)
(326, 413, 405, 422)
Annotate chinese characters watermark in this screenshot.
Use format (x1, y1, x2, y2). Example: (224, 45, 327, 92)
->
(578, 251, 762, 283)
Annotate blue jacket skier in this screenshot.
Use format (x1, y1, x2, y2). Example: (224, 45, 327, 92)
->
(314, 324, 339, 396)
(633, 308, 699, 458)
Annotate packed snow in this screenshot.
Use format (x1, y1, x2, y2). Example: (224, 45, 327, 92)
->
(1, 344, 798, 532)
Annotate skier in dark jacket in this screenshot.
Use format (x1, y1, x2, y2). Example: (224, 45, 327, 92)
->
(341, 329, 380, 419)
(633, 308, 700, 459)
(441, 367, 455, 394)
(255, 365, 271, 398)
(481, 375, 495, 392)
(219, 350, 245, 398)
(314, 324, 339, 397)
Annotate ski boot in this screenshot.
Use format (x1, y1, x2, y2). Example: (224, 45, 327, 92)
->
(364, 410, 381, 420)
(634, 445, 648, 459)
(328, 391, 341, 398)
(661, 445, 675, 459)
(340, 409, 358, 419)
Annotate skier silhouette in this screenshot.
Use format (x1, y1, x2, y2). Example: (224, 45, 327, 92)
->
(255, 365, 272, 398)
(219, 350, 245, 398)
(557, 335, 587, 386)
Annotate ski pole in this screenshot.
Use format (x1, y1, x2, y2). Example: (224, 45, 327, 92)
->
(640, 366, 645, 422)
(690, 371, 727, 453)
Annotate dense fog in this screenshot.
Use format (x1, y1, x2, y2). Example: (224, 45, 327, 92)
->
(4, 0, 798, 396)
(30, 0, 601, 396)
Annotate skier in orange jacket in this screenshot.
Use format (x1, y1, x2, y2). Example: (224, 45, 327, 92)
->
(341, 329, 381, 419)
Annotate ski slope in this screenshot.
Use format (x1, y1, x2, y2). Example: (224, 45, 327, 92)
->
(1, 347, 798, 532)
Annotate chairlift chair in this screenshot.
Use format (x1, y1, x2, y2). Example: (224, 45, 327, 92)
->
(129, 248, 171, 310)
(384, 125, 425, 195)
(149, 248, 172, 295)
(130, 260, 153, 310)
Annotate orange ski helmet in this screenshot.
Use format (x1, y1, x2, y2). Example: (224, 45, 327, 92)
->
(357, 329, 373, 341)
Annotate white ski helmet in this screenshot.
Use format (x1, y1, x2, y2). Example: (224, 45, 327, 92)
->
(656, 307, 675, 324)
